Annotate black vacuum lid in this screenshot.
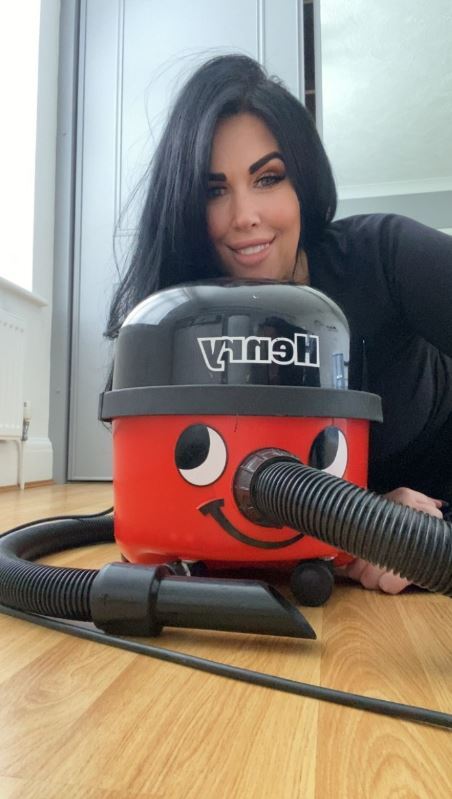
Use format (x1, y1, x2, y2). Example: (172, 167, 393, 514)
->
(100, 280, 382, 421)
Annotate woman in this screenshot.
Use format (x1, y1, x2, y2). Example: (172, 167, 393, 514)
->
(106, 54, 452, 593)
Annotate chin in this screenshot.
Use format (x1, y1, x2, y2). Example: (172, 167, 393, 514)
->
(251, 267, 292, 282)
(224, 263, 288, 282)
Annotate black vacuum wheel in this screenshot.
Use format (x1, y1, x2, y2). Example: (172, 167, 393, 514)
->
(290, 559, 335, 606)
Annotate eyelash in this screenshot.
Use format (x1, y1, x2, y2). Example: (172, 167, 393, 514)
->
(256, 173, 285, 188)
(207, 172, 286, 199)
(207, 186, 226, 199)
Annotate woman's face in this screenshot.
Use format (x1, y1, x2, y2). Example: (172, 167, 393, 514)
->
(206, 113, 301, 281)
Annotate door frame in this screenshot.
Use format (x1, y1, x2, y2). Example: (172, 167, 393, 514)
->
(49, 0, 81, 483)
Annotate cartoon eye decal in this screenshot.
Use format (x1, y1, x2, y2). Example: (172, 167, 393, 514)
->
(175, 424, 227, 486)
(308, 426, 348, 478)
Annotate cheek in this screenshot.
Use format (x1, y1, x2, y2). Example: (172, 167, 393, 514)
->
(290, 207, 301, 245)
(289, 204, 301, 247)
(266, 187, 300, 235)
(206, 204, 226, 244)
(286, 192, 301, 235)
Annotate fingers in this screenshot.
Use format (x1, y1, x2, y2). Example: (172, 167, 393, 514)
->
(414, 502, 443, 519)
(334, 486, 444, 595)
(384, 487, 444, 519)
(336, 559, 412, 594)
(378, 570, 412, 594)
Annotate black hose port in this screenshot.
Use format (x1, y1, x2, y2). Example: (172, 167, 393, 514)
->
(233, 448, 300, 527)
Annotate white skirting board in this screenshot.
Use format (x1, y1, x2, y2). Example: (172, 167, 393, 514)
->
(0, 436, 53, 487)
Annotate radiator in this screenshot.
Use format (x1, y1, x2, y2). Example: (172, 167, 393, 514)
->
(0, 308, 26, 439)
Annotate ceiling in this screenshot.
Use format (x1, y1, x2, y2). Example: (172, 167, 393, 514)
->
(320, 0, 452, 197)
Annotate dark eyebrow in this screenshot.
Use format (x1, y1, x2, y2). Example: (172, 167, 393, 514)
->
(208, 151, 284, 182)
(249, 151, 284, 174)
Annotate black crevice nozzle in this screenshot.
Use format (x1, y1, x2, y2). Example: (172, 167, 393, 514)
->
(90, 562, 316, 639)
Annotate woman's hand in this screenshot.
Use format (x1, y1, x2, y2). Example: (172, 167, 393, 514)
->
(335, 487, 444, 594)
(384, 487, 444, 517)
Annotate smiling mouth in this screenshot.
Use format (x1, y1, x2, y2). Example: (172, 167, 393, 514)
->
(227, 238, 275, 265)
(199, 499, 304, 549)
(233, 242, 271, 255)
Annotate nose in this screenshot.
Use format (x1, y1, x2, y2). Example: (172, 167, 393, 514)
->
(231, 189, 260, 230)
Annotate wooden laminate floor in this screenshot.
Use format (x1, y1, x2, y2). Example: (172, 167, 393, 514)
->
(0, 482, 450, 799)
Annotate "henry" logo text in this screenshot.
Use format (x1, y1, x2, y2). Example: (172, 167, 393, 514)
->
(198, 334, 320, 372)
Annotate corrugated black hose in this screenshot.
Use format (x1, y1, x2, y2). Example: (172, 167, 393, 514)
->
(0, 515, 113, 618)
(249, 459, 452, 596)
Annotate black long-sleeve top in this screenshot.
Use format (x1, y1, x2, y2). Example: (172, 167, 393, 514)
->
(307, 214, 452, 500)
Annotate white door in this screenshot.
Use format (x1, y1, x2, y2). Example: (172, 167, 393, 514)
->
(68, 0, 307, 479)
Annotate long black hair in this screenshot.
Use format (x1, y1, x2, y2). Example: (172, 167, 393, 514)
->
(105, 54, 337, 340)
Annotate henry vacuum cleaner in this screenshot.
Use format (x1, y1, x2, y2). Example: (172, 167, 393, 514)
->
(0, 281, 451, 726)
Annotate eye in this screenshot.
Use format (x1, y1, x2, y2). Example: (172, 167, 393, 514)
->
(308, 426, 348, 478)
(175, 424, 227, 486)
(207, 185, 226, 199)
(256, 173, 285, 188)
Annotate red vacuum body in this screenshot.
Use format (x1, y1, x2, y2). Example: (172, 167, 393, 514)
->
(100, 281, 382, 598)
(112, 414, 369, 567)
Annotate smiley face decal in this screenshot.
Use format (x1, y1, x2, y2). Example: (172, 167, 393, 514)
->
(174, 422, 349, 550)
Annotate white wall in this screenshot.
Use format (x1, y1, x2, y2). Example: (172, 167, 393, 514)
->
(0, 1, 60, 487)
(320, 0, 452, 197)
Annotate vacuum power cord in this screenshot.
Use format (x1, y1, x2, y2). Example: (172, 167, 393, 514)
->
(0, 602, 450, 731)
